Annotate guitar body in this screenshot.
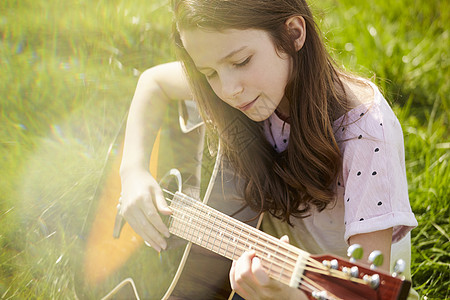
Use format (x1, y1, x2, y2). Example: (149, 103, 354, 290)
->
(75, 101, 256, 299)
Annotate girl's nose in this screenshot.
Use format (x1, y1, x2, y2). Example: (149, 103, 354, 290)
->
(221, 73, 243, 101)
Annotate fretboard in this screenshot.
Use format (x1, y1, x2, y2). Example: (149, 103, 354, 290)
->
(168, 192, 309, 286)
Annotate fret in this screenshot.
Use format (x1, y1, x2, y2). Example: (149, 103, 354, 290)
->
(211, 215, 221, 253)
(244, 230, 251, 252)
(223, 218, 231, 259)
(279, 248, 288, 281)
(182, 200, 190, 239)
(173, 197, 181, 234)
(179, 198, 187, 238)
(268, 243, 280, 276)
(262, 241, 268, 265)
(168, 215, 174, 231)
(253, 234, 260, 253)
(193, 202, 202, 245)
(178, 207, 186, 239)
(190, 200, 199, 242)
(185, 200, 194, 242)
(192, 200, 204, 246)
(217, 217, 225, 256)
(232, 227, 244, 260)
(207, 214, 218, 251)
(226, 223, 237, 260)
(200, 210, 210, 248)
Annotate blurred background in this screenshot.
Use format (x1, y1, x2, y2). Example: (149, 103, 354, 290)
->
(0, 0, 448, 298)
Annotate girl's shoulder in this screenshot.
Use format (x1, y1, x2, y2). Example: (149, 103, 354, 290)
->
(333, 78, 404, 150)
(344, 78, 375, 110)
(334, 78, 392, 128)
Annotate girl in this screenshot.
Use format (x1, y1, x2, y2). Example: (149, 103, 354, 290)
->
(119, 0, 418, 298)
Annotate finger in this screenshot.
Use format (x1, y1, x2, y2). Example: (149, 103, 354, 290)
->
(142, 194, 170, 238)
(231, 259, 257, 300)
(128, 221, 161, 252)
(126, 208, 167, 251)
(153, 185, 172, 215)
(230, 260, 237, 290)
(252, 257, 270, 285)
(234, 251, 259, 297)
(280, 235, 290, 244)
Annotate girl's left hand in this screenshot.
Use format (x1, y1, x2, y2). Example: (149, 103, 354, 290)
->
(229, 236, 308, 300)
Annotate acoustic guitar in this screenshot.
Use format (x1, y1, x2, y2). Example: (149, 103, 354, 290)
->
(76, 101, 411, 299)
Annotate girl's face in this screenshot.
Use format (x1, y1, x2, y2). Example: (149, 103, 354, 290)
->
(181, 28, 292, 122)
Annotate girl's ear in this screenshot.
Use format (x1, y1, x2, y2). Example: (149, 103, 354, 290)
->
(285, 16, 306, 52)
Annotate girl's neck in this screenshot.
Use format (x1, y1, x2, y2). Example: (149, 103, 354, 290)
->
(275, 109, 291, 123)
(276, 97, 290, 123)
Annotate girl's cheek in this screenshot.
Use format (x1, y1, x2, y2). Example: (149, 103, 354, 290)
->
(209, 81, 224, 100)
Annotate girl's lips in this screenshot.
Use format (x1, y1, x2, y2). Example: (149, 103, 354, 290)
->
(238, 96, 259, 111)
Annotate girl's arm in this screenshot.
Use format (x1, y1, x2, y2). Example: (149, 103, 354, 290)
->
(231, 229, 392, 299)
(119, 61, 192, 252)
(120, 61, 192, 177)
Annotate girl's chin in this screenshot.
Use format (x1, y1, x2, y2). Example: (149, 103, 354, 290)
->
(245, 111, 272, 122)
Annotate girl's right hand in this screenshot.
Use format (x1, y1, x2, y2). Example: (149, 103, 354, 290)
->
(119, 169, 172, 252)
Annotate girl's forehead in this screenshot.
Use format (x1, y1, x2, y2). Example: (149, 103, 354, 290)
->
(180, 28, 272, 66)
(180, 27, 268, 44)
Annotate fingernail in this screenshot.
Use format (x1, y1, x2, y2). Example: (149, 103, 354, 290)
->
(164, 231, 170, 238)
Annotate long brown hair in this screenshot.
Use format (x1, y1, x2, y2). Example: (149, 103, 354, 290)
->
(172, 0, 349, 223)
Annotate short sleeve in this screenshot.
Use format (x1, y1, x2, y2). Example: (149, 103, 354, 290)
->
(335, 88, 418, 244)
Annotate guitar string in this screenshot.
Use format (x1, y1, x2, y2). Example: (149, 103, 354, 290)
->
(166, 193, 301, 269)
(165, 189, 324, 270)
(168, 188, 367, 286)
(166, 207, 362, 289)
(165, 192, 363, 284)
(166, 201, 342, 286)
(166, 193, 299, 283)
(168, 210, 294, 284)
(169, 212, 358, 300)
(171, 191, 309, 262)
(301, 277, 343, 300)
(165, 193, 369, 286)
(296, 280, 320, 297)
(164, 191, 368, 286)
(170, 191, 331, 273)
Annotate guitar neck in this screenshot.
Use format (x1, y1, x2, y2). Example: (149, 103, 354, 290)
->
(167, 192, 411, 300)
(168, 192, 309, 287)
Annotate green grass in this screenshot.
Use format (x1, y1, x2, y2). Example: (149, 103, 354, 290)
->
(0, 0, 448, 299)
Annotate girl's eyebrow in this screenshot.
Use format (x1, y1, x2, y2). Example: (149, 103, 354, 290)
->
(197, 46, 248, 71)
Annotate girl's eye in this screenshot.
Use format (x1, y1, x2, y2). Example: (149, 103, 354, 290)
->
(234, 56, 252, 67)
(205, 71, 217, 79)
